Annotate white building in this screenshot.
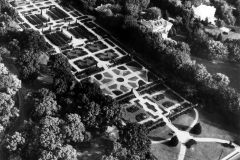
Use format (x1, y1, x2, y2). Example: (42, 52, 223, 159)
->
(139, 18, 173, 39)
(192, 4, 216, 24)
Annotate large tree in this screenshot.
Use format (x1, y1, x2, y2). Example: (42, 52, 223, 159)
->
(0, 92, 18, 131)
(145, 7, 162, 20)
(62, 114, 86, 143)
(17, 50, 41, 81)
(18, 29, 47, 52)
(118, 122, 151, 156)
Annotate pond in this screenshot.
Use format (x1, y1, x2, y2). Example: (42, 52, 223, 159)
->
(191, 55, 240, 93)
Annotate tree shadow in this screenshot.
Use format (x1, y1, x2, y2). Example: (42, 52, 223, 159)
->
(173, 124, 189, 131)
(148, 136, 165, 141)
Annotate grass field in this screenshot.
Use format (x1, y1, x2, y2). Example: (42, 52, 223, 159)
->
(148, 125, 173, 141)
(205, 25, 240, 40)
(151, 142, 180, 160)
(172, 109, 195, 131)
(150, 107, 240, 160)
(194, 108, 240, 144)
(184, 142, 233, 160)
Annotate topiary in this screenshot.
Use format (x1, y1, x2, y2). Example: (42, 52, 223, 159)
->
(190, 123, 202, 135)
(168, 135, 179, 147)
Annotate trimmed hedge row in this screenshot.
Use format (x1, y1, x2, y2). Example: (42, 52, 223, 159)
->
(75, 66, 104, 80)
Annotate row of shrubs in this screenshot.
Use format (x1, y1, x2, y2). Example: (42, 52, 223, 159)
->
(138, 82, 167, 95)
(45, 32, 69, 46)
(108, 55, 132, 68)
(75, 66, 104, 80)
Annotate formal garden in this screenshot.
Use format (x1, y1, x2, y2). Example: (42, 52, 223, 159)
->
(7, 0, 240, 159)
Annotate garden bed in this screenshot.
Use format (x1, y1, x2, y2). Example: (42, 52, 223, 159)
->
(95, 49, 118, 61)
(73, 57, 97, 69)
(153, 94, 165, 101)
(126, 105, 139, 113)
(63, 48, 87, 59)
(162, 101, 175, 108)
(85, 41, 108, 53)
(135, 113, 148, 122)
(145, 102, 157, 112)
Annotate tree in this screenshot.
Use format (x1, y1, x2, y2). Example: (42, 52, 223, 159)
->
(30, 95, 61, 121)
(17, 50, 41, 81)
(190, 123, 202, 135)
(0, 63, 8, 75)
(8, 39, 20, 56)
(38, 116, 63, 151)
(216, 19, 225, 28)
(48, 54, 72, 76)
(48, 54, 74, 95)
(124, 3, 139, 16)
(0, 92, 18, 131)
(217, 33, 224, 42)
(55, 145, 78, 160)
(145, 7, 161, 20)
(206, 40, 229, 59)
(213, 73, 230, 87)
(3, 132, 25, 158)
(62, 114, 86, 143)
(163, 10, 169, 20)
(224, 39, 240, 62)
(0, 73, 21, 95)
(139, 0, 150, 9)
(118, 122, 151, 155)
(18, 29, 47, 52)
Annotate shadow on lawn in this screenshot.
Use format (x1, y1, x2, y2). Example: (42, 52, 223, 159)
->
(197, 108, 240, 145)
(148, 136, 165, 141)
(173, 124, 189, 131)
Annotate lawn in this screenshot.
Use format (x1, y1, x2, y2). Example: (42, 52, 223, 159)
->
(205, 25, 240, 40)
(184, 142, 234, 160)
(171, 109, 195, 131)
(151, 141, 181, 160)
(148, 125, 173, 140)
(194, 108, 240, 144)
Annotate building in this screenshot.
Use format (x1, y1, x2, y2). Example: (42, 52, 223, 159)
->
(192, 4, 216, 24)
(139, 18, 173, 39)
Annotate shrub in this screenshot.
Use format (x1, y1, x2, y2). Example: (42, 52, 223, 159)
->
(185, 139, 197, 149)
(168, 136, 179, 147)
(190, 123, 202, 135)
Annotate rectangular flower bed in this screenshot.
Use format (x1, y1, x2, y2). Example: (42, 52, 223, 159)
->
(29, 15, 42, 25)
(46, 11, 60, 20)
(68, 28, 83, 39)
(56, 31, 71, 42)
(45, 33, 62, 46)
(50, 8, 65, 19)
(55, 7, 69, 18)
(51, 33, 67, 45)
(25, 16, 37, 25)
(36, 14, 48, 23)
(73, 56, 97, 69)
(73, 11, 82, 16)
